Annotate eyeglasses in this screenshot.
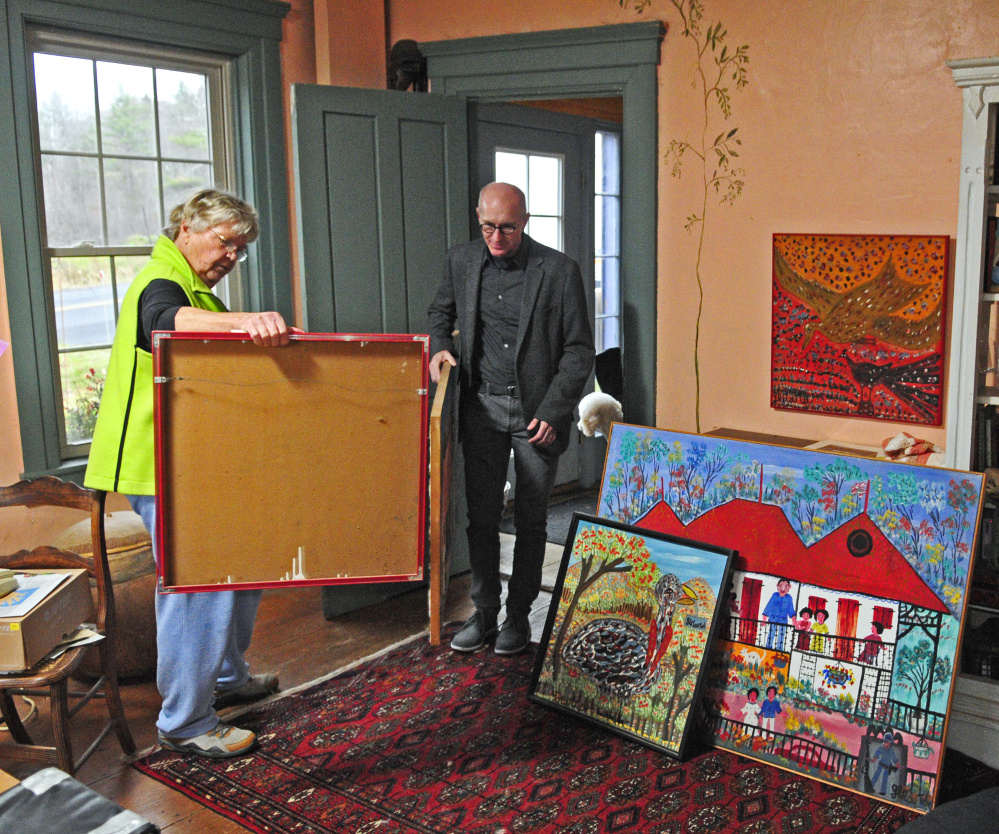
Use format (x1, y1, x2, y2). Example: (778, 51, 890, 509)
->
(479, 222, 520, 237)
(211, 229, 249, 262)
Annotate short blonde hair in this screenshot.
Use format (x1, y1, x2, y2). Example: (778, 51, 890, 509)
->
(164, 188, 259, 242)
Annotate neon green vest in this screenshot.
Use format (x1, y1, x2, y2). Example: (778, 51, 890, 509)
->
(84, 236, 227, 495)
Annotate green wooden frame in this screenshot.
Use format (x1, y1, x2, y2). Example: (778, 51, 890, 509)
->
(0, 0, 291, 481)
(421, 21, 664, 428)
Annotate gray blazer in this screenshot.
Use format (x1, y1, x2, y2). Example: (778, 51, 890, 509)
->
(428, 235, 595, 456)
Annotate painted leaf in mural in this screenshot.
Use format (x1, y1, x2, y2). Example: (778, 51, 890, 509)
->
(771, 233, 948, 425)
(597, 425, 983, 811)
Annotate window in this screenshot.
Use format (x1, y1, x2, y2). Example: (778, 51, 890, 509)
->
(0, 0, 290, 481)
(594, 130, 621, 354)
(29, 31, 233, 455)
(494, 149, 563, 251)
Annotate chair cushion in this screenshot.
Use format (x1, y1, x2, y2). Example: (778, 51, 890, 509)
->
(896, 787, 999, 833)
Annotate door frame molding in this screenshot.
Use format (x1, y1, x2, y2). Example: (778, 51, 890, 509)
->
(421, 21, 664, 427)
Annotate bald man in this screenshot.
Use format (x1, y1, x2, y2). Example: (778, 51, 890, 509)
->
(428, 182, 594, 655)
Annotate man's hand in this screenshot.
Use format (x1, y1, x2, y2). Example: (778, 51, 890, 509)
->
(430, 349, 457, 383)
(527, 418, 556, 447)
(237, 311, 300, 347)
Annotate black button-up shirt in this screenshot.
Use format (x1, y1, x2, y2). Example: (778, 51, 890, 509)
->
(474, 241, 529, 390)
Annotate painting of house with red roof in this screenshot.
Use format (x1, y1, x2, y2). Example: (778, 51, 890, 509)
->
(597, 425, 984, 812)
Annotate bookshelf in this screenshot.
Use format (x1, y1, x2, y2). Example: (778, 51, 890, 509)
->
(945, 58, 999, 769)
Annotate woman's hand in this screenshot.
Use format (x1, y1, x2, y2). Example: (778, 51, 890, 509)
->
(237, 311, 301, 346)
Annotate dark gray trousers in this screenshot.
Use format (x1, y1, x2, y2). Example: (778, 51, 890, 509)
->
(462, 391, 560, 620)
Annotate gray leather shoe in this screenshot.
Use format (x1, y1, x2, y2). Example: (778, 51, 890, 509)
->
(494, 617, 531, 655)
(450, 611, 498, 652)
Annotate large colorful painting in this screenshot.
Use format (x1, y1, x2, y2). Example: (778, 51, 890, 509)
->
(529, 514, 734, 760)
(771, 233, 948, 425)
(597, 425, 984, 811)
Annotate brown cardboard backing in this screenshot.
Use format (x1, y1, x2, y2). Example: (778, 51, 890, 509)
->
(155, 335, 427, 590)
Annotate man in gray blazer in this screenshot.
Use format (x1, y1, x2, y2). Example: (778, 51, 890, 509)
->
(428, 182, 594, 655)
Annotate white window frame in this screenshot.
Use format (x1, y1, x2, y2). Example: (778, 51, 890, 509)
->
(28, 28, 240, 457)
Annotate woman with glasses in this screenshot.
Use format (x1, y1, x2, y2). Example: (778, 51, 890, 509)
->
(86, 188, 297, 759)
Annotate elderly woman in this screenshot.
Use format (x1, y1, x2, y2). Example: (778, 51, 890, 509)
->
(85, 188, 297, 758)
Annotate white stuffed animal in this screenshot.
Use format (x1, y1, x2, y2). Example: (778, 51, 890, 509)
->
(577, 391, 623, 438)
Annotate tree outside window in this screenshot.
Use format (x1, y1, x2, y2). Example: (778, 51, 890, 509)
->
(31, 40, 224, 452)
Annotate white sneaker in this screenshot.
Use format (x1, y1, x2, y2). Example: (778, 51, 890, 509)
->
(158, 723, 257, 758)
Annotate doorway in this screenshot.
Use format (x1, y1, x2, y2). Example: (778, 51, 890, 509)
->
(472, 100, 621, 493)
(422, 19, 664, 430)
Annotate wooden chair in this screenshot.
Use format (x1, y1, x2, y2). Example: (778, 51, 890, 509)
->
(0, 476, 136, 774)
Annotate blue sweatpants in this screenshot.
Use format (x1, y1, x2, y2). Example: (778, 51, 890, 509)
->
(128, 495, 262, 739)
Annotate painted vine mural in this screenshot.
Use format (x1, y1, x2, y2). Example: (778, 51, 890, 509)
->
(617, 0, 749, 432)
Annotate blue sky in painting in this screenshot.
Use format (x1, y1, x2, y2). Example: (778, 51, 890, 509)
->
(574, 519, 729, 595)
(598, 426, 985, 618)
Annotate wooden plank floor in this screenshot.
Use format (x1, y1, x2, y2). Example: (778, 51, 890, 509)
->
(1, 534, 565, 831)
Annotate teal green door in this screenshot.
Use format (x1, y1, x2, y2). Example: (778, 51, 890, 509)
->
(292, 84, 469, 334)
(291, 84, 470, 618)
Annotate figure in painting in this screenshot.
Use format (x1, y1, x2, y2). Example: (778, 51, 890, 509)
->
(560, 573, 697, 697)
(741, 687, 761, 730)
(793, 606, 813, 650)
(760, 685, 782, 732)
(762, 578, 796, 650)
(858, 621, 885, 666)
(721, 591, 738, 641)
(871, 731, 902, 796)
(810, 608, 830, 654)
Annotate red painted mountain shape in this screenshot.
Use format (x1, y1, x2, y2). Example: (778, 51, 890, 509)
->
(636, 498, 947, 612)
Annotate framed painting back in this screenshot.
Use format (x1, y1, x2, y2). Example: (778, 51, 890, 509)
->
(597, 425, 984, 812)
(153, 332, 428, 592)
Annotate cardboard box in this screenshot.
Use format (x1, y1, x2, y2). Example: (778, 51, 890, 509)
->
(0, 570, 93, 672)
(0, 769, 17, 796)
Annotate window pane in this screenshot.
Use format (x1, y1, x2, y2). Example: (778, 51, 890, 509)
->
(596, 196, 620, 257)
(157, 69, 211, 161)
(41, 154, 103, 246)
(112, 255, 150, 313)
(597, 257, 620, 316)
(528, 155, 560, 216)
(495, 151, 527, 193)
(599, 316, 620, 353)
(596, 131, 620, 195)
(51, 256, 115, 350)
(34, 54, 97, 153)
(98, 62, 156, 156)
(103, 157, 161, 244)
(527, 216, 560, 250)
(60, 348, 111, 445)
(162, 161, 212, 214)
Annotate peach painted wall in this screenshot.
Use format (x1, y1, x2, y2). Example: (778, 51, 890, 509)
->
(388, 0, 999, 451)
(3, 0, 999, 547)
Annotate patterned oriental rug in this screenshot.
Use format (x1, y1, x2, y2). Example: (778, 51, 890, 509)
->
(133, 629, 924, 834)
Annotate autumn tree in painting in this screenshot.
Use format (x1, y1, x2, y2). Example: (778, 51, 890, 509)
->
(550, 524, 657, 678)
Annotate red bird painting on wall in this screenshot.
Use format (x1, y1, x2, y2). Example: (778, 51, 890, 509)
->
(771, 234, 948, 425)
